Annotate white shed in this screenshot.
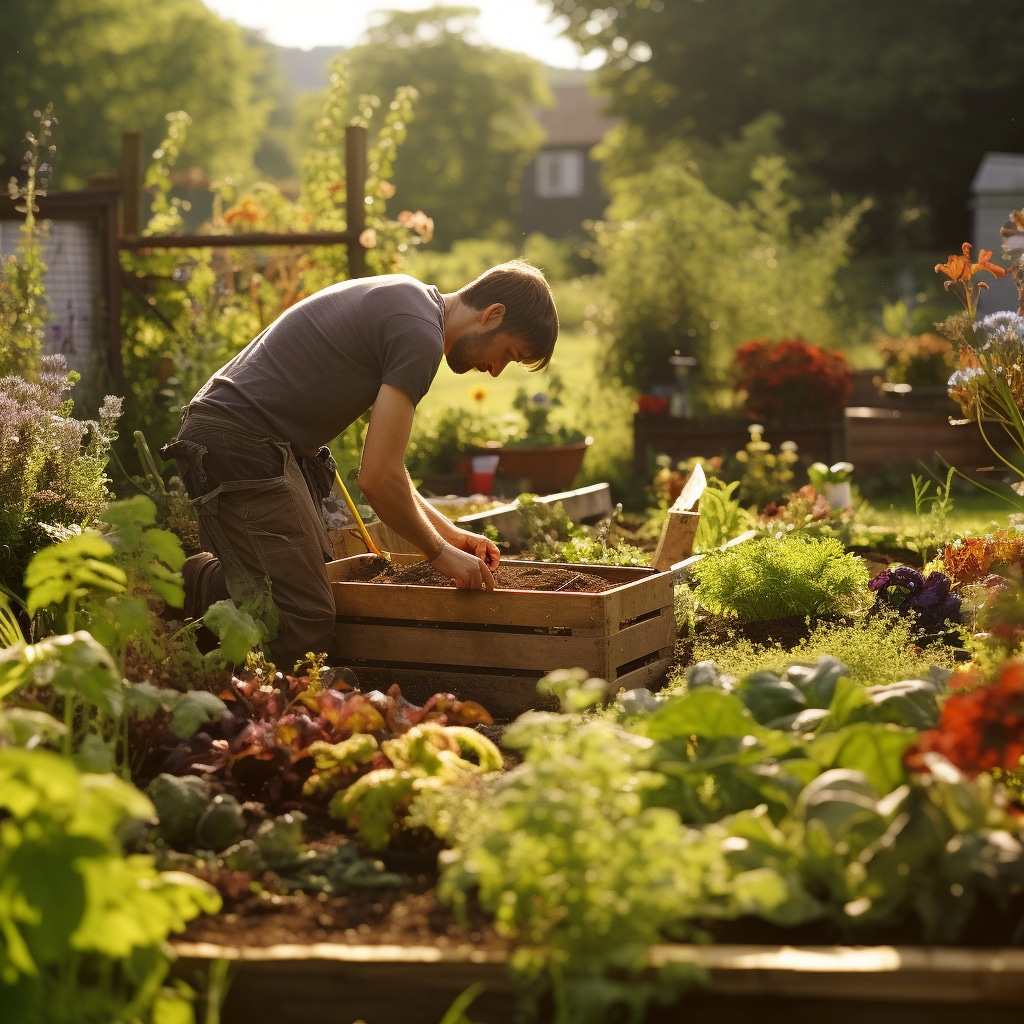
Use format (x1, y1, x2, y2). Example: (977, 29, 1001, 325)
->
(970, 151, 1024, 315)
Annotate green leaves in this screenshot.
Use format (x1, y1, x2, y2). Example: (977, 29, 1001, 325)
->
(202, 600, 264, 665)
(24, 534, 126, 623)
(0, 746, 220, 1009)
(0, 632, 122, 715)
(690, 535, 870, 621)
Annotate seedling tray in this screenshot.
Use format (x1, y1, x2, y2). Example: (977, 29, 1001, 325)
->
(327, 555, 676, 719)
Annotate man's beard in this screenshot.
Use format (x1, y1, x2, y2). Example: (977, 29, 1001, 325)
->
(445, 326, 498, 374)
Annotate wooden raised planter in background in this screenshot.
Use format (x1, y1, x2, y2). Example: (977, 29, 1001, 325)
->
(633, 414, 848, 475)
(845, 405, 1014, 478)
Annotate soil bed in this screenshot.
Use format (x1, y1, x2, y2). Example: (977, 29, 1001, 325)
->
(347, 559, 616, 592)
(179, 835, 506, 953)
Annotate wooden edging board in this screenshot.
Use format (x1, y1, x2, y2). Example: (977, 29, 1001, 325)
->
(333, 483, 615, 556)
(171, 941, 1024, 1024)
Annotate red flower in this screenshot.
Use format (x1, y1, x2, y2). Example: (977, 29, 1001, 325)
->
(905, 660, 1024, 777)
(732, 338, 853, 418)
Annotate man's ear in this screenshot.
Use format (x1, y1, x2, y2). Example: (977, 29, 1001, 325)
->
(480, 302, 505, 327)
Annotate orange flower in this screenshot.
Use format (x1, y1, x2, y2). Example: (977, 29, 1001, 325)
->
(935, 241, 1007, 322)
(972, 247, 1006, 279)
(935, 243, 973, 282)
(223, 196, 266, 227)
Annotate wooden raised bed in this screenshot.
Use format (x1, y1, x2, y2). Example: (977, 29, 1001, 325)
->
(172, 941, 1024, 1024)
(328, 555, 677, 719)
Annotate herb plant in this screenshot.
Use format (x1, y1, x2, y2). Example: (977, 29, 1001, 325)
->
(690, 535, 870, 621)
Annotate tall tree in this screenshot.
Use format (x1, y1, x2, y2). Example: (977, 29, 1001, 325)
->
(1, 0, 271, 187)
(544, 0, 1022, 249)
(343, 6, 550, 248)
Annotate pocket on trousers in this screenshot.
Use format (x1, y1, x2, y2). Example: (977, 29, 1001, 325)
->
(159, 438, 209, 498)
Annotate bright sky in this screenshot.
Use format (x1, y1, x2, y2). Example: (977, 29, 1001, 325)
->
(201, 0, 601, 70)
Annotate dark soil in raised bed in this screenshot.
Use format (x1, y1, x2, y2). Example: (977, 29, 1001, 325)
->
(178, 822, 508, 953)
(346, 559, 616, 592)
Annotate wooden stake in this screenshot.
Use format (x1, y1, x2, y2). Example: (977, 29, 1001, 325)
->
(651, 462, 706, 572)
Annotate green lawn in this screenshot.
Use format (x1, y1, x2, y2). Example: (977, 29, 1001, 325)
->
(866, 485, 1019, 538)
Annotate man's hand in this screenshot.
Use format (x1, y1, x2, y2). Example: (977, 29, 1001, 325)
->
(431, 543, 496, 591)
(450, 527, 500, 570)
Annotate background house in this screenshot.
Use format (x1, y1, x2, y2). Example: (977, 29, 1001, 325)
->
(971, 151, 1024, 315)
(519, 81, 618, 240)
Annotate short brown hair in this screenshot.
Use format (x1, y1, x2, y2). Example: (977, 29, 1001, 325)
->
(458, 259, 558, 369)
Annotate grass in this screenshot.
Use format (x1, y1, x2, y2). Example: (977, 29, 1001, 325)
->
(418, 323, 640, 498)
(863, 484, 1019, 538)
(418, 327, 602, 419)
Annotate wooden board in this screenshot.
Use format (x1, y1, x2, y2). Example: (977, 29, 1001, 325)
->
(652, 462, 705, 571)
(330, 483, 615, 557)
(172, 941, 1024, 1024)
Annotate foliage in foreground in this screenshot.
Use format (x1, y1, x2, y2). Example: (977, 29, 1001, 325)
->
(0, 746, 220, 1024)
(434, 659, 1024, 1024)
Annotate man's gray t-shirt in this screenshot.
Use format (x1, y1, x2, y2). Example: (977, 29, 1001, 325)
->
(192, 275, 444, 454)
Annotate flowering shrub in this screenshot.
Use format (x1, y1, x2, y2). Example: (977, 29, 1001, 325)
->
(0, 354, 121, 598)
(868, 564, 962, 632)
(905, 658, 1024, 777)
(732, 338, 853, 418)
(945, 311, 1024, 492)
(759, 484, 838, 530)
(875, 332, 957, 388)
(730, 423, 799, 508)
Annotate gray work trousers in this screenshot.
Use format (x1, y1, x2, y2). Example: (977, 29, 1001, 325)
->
(160, 404, 337, 668)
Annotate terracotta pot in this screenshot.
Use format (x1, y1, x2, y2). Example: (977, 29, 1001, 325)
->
(484, 437, 593, 494)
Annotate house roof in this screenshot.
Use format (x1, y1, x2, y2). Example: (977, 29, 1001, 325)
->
(534, 83, 618, 148)
(972, 152, 1024, 194)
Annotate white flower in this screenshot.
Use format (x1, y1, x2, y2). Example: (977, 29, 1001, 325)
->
(948, 366, 985, 388)
(977, 311, 1024, 346)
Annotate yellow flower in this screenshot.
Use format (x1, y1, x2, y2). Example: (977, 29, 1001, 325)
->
(470, 386, 488, 403)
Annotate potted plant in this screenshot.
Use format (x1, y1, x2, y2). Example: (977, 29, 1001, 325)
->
(807, 459, 855, 509)
(481, 370, 593, 494)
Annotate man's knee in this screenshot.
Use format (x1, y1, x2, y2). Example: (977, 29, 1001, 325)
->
(182, 552, 230, 621)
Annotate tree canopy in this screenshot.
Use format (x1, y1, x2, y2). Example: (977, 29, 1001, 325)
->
(545, 0, 1022, 249)
(343, 6, 551, 249)
(1, 0, 271, 187)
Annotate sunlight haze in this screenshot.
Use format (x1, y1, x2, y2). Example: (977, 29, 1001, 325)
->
(200, 0, 600, 69)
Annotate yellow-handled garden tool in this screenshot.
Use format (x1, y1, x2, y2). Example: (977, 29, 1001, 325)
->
(334, 469, 384, 559)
